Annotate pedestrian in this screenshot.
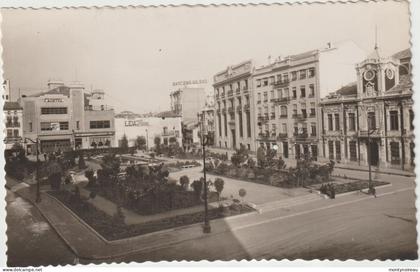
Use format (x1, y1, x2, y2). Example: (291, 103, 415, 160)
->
(43, 153, 47, 161)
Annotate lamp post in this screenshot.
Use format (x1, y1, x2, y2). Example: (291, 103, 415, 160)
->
(199, 111, 211, 233)
(24, 137, 41, 203)
(367, 129, 377, 196)
(145, 129, 149, 151)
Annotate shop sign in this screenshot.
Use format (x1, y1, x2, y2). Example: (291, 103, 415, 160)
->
(44, 98, 64, 103)
(172, 79, 207, 87)
(125, 120, 149, 127)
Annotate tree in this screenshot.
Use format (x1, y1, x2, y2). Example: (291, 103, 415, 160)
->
(191, 179, 203, 200)
(239, 188, 247, 202)
(120, 134, 129, 151)
(154, 136, 162, 154)
(231, 144, 249, 167)
(78, 154, 86, 169)
(214, 178, 225, 201)
(179, 175, 190, 191)
(256, 144, 267, 168)
(135, 136, 147, 150)
(266, 149, 277, 167)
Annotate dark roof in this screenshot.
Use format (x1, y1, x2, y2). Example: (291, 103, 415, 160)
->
(29, 86, 71, 97)
(335, 82, 357, 96)
(154, 110, 181, 118)
(387, 74, 412, 94)
(289, 49, 318, 61)
(115, 111, 142, 119)
(3, 101, 22, 110)
(392, 48, 411, 60)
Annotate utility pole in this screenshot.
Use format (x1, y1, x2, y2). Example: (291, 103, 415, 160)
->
(200, 111, 211, 233)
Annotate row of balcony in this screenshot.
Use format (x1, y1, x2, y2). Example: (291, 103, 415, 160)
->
(217, 86, 249, 99)
(217, 104, 250, 114)
(257, 132, 317, 141)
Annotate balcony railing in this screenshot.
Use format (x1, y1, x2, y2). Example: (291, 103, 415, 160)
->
(4, 136, 22, 143)
(236, 88, 240, 94)
(257, 115, 269, 123)
(270, 113, 276, 119)
(84, 105, 114, 111)
(6, 122, 20, 128)
(258, 132, 271, 140)
(275, 97, 290, 104)
(227, 90, 234, 97)
(228, 120, 235, 125)
(273, 80, 290, 87)
(279, 114, 288, 118)
(243, 86, 249, 92)
(358, 130, 381, 138)
(244, 104, 250, 112)
(227, 107, 234, 114)
(308, 94, 315, 98)
(294, 132, 308, 139)
(277, 133, 288, 139)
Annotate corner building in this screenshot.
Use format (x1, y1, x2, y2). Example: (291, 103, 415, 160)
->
(320, 48, 414, 171)
(21, 82, 115, 153)
(213, 60, 256, 152)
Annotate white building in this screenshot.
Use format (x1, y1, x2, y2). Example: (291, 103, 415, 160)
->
(114, 111, 182, 149)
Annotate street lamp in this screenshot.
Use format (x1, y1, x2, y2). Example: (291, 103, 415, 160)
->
(145, 129, 149, 151)
(198, 111, 211, 233)
(24, 137, 41, 203)
(367, 128, 377, 196)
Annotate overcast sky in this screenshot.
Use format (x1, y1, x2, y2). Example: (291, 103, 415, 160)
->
(1, 1, 411, 113)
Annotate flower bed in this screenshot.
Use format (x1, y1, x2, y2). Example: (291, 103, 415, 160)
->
(92, 185, 219, 215)
(48, 190, 254, 241)
(313, 180, 389, 196)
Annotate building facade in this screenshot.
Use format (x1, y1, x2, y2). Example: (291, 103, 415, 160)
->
(320, 48, 414, 171)
(114, 110, 182, 149)
(213, 60, 256, 152)
(170, 86, 207, 123)
(21, 82, 116, 153)
(3, 101, 24, 151)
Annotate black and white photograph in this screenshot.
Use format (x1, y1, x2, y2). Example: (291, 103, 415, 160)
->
(0, 0, 418, 268)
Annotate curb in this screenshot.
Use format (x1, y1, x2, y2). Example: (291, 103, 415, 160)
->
(334, 166, 415, 177)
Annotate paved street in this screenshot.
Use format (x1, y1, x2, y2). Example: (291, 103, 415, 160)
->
(109, 188, 416, 262)
(5, 189, 77, 267)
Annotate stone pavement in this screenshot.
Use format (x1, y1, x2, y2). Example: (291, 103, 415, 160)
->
(5, 169, 414, 261)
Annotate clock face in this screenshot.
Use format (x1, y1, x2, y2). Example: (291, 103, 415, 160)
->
(364, 69, 376, 81)
(386, 68, 395, 79)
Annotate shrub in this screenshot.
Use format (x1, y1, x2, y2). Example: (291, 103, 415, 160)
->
(78, 155, 86, 169)
(179, 175, 190, 191)
(214, 178, 225, 200)
(191, 179, 203, 200)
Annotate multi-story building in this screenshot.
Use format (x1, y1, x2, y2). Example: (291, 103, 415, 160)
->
(197, 99, 216, 146)
(252, 41, 366, 160)
(21, 81, 116, 153)
(170, 86, 206, 123)
(320, 48, 414, 171)
(3, 101, 24, 151)
(213, 60, 256, 151)
(114, 110, 182, 149)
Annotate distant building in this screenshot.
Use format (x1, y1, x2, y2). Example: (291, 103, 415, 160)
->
(114, 110, 182, 149)
(320, 48, 413, 170)
(170, 86, 206, 123)
(3, 79, 11, 101)
(21, 81, 115, 153)
(3, 101, 23, 151)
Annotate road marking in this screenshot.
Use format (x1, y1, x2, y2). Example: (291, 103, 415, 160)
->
(231, 187, 414, 232)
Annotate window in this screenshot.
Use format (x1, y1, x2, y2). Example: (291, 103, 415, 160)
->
(41, 107, 67, 114)
(7, 130, 12, 137)
(301, 103, 307, 118)
(263, 92, 268, 102)
(335, 141, 341, 161)
(40, 121, 69, 131)
(13, 129, 19, 137)
(349, 141, 357, 161)
(218, 114, 222, 136)
(60, 122, 69, 130)
(348, 113, 356, 131)
(310, 102, 316, 116)
(29, 122, 33, 132)
(282, 123, 287, 133)
(283, 88, 289, 98)
(280, 106, 288, 117)
(390, 142, 400, 164)
(300, 86, 306, 98)
(257, 80, 261, 88)
(309, 84, 315, 97)
(247, 144, 250, 150)
(224, 114, 227, 137)
(334, 114, 340, 131)
(90, 120, 111, 129)
(410, 109, 414, 130)
(291, 71, 297, 81)
(276, 74, 282, 83)
(299, 70, 306, 80)
(292, 104, 297, 116)
(308, 68, 315, 77)
(389, 110, 399, 130)
(328, 114, 333, 131)
(277, 89, 282, 99)
(328, 141, 334, 159)
(311, 123, 316, 136)
(368, 112, 376, 130)
(270, 90, 274, 99)
(76, 121, 80, 130)
(263, 79, 268, 86)
(292, 87, 297, 99)
(257, 93, 261, 103)
(283, 73, 289, 82)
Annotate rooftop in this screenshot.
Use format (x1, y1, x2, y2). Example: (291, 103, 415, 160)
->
(154, 110, 181, 118)
(28, 86, 71, 98)
(392, 48, 411, 60)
